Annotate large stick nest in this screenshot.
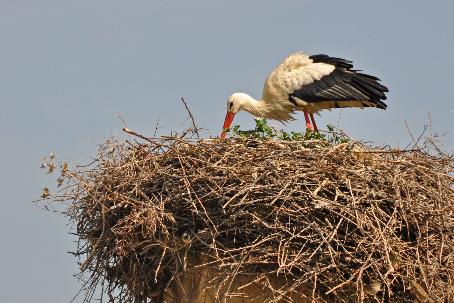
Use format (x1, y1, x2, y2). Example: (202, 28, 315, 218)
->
(47, 135, 454, 303)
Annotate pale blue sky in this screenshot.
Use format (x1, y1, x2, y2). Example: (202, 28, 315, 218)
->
(1, 1, 453, 302)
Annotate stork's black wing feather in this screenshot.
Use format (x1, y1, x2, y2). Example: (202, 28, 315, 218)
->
(289, 54, 389, 109)
(309, 54, 353, 69)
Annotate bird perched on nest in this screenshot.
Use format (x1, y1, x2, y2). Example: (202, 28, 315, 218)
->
(221, 52, 388, 138)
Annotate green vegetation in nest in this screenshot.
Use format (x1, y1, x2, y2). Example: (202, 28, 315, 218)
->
(226, 118, 350, 145)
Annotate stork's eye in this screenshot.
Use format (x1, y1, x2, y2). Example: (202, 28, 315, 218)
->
(229, 102, 233, 109)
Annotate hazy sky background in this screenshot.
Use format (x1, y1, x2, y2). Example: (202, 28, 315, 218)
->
(1, 1, 453, 302)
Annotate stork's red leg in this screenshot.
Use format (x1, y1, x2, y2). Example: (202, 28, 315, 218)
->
(303, 110, 312, 130)
(309, 113, 318, 132)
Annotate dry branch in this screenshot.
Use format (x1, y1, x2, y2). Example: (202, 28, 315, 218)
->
(181, 97, 200, 139)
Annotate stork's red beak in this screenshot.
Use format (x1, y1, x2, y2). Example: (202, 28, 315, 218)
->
(220, 112, 235, 139)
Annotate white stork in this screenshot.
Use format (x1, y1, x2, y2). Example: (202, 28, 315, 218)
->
(221, 52, 388, 138)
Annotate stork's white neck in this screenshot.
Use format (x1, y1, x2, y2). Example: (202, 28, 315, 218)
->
(232, 92, 268, 118)
(242, 97, 268, 117)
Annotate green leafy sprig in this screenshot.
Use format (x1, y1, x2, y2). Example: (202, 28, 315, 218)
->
(226, 118, 350, 144)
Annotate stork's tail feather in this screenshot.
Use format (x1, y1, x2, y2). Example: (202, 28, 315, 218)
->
(363, 99, 388, 110)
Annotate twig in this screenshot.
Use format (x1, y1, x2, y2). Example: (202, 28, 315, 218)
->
(404, 120, 427, 151)
(153, 117, 161, 137)
(122, 127, 155, 145)
(118, 115, 128, 129)
(356, 148, 421, 154)
(181, 97, 200, 139)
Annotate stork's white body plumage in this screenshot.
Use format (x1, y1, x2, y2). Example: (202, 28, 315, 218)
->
(221, 52, 388, 138)
(262, 53, 335, 120)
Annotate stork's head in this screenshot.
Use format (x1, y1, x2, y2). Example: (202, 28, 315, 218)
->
(221, 93, 253, 139)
